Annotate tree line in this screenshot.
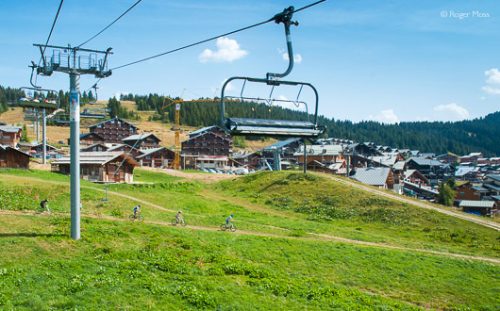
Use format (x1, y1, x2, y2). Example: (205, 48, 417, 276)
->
(120, 93, 500, 156)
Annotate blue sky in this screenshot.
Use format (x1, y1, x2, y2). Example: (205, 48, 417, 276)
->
(1, 0, 499, 123)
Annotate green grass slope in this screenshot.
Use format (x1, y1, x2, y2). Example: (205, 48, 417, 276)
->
(217, 172, 500, 257)
(0, 169, 499, 310)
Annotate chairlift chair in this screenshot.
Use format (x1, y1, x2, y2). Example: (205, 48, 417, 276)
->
(220, 6, 325, 138)
(18, 87, 60, 110)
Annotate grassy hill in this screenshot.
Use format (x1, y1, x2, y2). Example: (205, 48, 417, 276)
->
(0, 169, 499, 310)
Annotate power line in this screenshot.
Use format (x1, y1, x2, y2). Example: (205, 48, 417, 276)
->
(77, 0, 144, 48)
(110, 0, 326, 71)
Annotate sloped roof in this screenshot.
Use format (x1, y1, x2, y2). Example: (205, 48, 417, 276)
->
(122, 133, 160, 142)
(368, 155, 398, 167)
(189, 125, 219, 137)
(455, 166, 479, 177)
(52, 151, 137, 166)
(0, 145, 31, 157)
(81, 143, 109, 151)
(89, 117, 137, 130)
(293, 144, 343, 156)
(18, 142, 59, 151)
(393, 161, 405, 171)
(486, 174, 500, 182)
(183, 130, 231, 143)
(483, 183, 500, 191)
(351, 167, 391, 186)
(136, 147, 171, 159)
(107, 144, 136, 152)
(0, 126, 21, 133)
(408, 157, 444, 167)
(80, 132, 104, 140)
(459, 200, 495, 208)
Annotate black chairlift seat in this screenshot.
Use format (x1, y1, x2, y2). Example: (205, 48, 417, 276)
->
(18, 87, 59, 110)
(225, 118, 322, 137)
(220, 76, 324, 138)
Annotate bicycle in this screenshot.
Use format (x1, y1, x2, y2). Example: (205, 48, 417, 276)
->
(220, 223, 236, 232)
(171, 218, 187, 227)
(129, 213, 144, 221)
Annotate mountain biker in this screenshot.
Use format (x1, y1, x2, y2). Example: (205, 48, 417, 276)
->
(40, 199, 48, 212)
(133, 205, 141, 218)
(225, 214, 234, 226)
(175, 211, 184, 225)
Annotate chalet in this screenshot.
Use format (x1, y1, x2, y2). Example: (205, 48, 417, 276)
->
(351, 167, 394, 189)
(455, 182, 482, 201)
(182, 128, 233, 169)
(51, 152, 137, 183)
(483, 174, 500, 197)
(122, 133, 161, 149)
(88, 117, 138, 143)
(305, 160, 345, 174)
(195, 155, 229, 170)
(77, 132, 105, 146)
(136, 147, 174, 168)
(0, 126, 22, 147)
(349, 143, 383, 158)
(459, 200, 497, 216)
(455, 166, 480, 181)
(231, 151, 262, 170)
(294, 144, 344, 166)
(17, 142, 62, 159)
(401, 169, 438, 199)
(0, 145, 30, 169)
(406, 157, 451, 181)
(81, 143, 109, 152)
(459, 152, 483, 164)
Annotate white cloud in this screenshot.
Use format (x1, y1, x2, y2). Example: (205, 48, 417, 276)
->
(369, 109, 399, 124)
(199, 37, 248, 63)
(282, 52, 302, 64)
(433, 103, 470, 121)
(482, 85, 500, 95)
(485, 68, 500, 84)
(482, 68, 500, 95)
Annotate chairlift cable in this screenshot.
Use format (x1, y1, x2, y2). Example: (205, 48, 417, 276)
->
(110, 0, 326, 71)
(77, 0, 144, 48)
(33, 0, 65, 87)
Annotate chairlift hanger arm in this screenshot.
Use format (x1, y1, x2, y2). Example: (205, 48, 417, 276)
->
(28, 62, 41, 89)
(267, 6, 299, 81)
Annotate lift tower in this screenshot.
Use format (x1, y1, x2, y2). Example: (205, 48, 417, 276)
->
(33, 44, 112, 240)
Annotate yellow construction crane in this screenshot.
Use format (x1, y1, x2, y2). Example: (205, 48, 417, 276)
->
(162, 97, 220, 169)
(162, 98, 183, 169)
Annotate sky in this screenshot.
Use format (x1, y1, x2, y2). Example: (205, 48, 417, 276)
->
(1, 0, 499, 123)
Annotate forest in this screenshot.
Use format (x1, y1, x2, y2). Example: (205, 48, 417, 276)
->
(121, 93, 500, 156)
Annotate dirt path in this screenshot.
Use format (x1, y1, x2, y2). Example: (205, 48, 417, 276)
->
(2, 209, 499, 265)
(140, 167, 237, 183)
(316, 173, 500, 231)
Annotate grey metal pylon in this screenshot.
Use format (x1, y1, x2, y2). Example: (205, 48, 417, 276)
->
(33, 44, 112, 240)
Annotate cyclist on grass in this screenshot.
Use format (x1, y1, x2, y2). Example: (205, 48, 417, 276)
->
(40, 199, 49, 213)
(226, 213, 234, 226)
(175, 211, 184, 225)
(133, 204, 141, 219)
